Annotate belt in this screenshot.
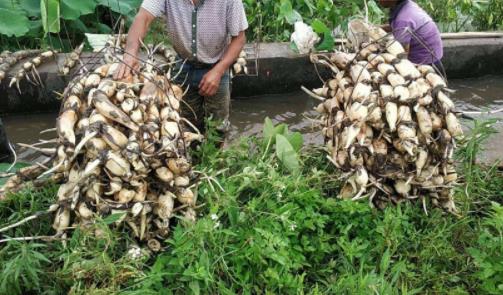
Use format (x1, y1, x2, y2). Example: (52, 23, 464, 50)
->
(187, 60, 216, 69)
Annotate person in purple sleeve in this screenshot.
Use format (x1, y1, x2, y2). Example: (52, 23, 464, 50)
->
(379, 0, 443, 65)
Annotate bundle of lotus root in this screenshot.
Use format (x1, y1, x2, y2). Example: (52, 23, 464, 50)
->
(307, 20, 462, 213)
(231, 50, 248, 76)
(0, 45, 203, 250)
(0, 49, 42, 85)
(8, 49, 58, 92)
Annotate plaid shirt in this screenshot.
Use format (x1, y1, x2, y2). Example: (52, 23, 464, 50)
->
(141, 0, 248, 64)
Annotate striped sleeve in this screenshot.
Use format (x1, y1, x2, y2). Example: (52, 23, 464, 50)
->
(141, 0, 165, 18)
(227, 0, 249, 37)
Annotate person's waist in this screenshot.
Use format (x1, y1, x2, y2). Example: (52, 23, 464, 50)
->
(185, 59, 219, 69)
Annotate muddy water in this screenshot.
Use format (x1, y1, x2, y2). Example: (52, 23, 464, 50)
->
(3, 75, 503, 163)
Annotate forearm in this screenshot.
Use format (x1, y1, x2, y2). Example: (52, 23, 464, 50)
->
(124, 9, 154, 57)
(213, 32, 246, 75)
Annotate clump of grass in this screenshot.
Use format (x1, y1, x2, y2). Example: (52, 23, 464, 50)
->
(455, 119, 503, 214)
(0, 120, 502, 294)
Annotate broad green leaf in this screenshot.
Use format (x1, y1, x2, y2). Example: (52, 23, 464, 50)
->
(61, 0, 98, 20)
(263, 117, 287, 144)
(311, 19, 330, 34)
(263, 117, 275, 140)
(20, 0, 41, 17)
(279, 0, 293, 19)
(274, 123, 287, 137)
(28, 20, 43, 32)
(41, 0, 60, 34)
(279, 0, 302, 24)
(95, 23, 112, 34)
(285, 132, 303, 152)
(316, 31, 335, 51)
(275, 134, 300, 173)
(97, 0, 141, 15)
(311, 19, 335, 51)
(0, 8, 30, 37)
(69, 18, 90, 34)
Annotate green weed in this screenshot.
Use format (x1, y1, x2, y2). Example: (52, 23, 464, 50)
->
(468, 202, 503, 294)
(0, 119, 502, 294)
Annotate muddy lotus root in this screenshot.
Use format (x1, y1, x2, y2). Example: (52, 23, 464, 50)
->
(0, 49, 42, 85)
(1, 45, 203, 248)
(309, 21, 462, 213)
(231, 50, 248, 76)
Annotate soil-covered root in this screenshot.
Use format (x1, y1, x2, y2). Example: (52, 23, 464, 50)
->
(0, 43, 203, 250)
(309, 20, 462, 213)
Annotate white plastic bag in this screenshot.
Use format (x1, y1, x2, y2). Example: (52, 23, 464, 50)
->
(290, 21, 320, 54)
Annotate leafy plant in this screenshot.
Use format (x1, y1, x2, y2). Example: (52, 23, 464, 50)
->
(41, 0, 60, 34)
(455, 119, 502, 212)
(243, 0, 384, 42)
(311, 19, 335, 51)
(0, 0, 142, 51)
(472, 0, 503, 30)
(0, 122, 503, 293)
(468, 202, 503, 294)
(263, 117, 303, 173)
(0, 242, 50, 294)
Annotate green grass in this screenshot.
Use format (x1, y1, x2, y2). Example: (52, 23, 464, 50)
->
(0, 120, 502, 294)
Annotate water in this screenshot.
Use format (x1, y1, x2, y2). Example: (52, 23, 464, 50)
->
(3, 75, 503, 164)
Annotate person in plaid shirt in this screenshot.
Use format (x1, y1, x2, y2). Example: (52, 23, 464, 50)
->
(115, 0, 248, 139)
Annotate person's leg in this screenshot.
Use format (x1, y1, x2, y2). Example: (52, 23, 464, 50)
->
(177, 65, 205, 133)
(203, 71, 231, 145)
(180, 88, 205, 133)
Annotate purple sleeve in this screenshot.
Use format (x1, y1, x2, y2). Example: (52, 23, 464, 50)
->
(393, 20, 413, 46)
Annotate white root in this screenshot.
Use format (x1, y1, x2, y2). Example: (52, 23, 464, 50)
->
(310, 20, 461, 213)
(0, 42, 214, 247)
(301, 86, 326, 101)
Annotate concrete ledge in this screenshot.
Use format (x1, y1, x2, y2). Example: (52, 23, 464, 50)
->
(1, 35, 503, 114)
(232, 43, 330, 98)
(442, 38, 503, 79)
(233, 38, 503, 96)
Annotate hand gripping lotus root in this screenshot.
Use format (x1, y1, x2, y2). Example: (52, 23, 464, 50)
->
(0, 44, 204, 250)
(309, 20, 462, 213)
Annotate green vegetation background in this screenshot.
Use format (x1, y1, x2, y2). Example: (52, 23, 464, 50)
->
(0, 119, 502, 294)
(1, 0, 503, 50)
(1, 0, 503, 293)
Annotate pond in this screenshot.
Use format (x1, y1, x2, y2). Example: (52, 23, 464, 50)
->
(3, 75, 503, 164)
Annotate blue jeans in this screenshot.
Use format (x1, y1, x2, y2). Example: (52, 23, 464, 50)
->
(175, 63, 231, 134)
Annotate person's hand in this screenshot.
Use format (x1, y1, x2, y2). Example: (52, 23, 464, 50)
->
(114, 53, 139, 80)
(198, 67, 224, 97)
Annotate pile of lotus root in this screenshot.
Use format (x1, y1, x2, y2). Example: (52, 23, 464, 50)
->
(307, 21, 462, 213)
(0, 43, 203, 250)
